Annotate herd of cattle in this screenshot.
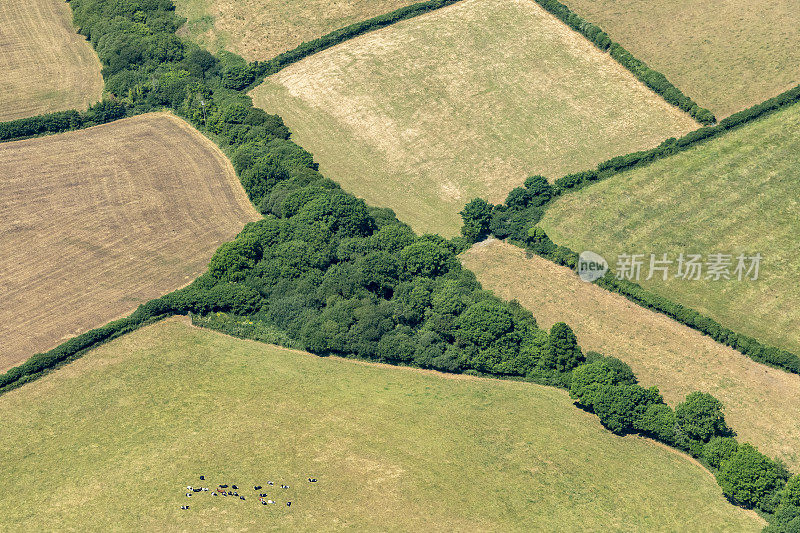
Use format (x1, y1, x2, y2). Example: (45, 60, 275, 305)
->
(180, 475, 318, 510)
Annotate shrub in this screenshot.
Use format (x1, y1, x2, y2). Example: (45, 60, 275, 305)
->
(718, 443, 787, 511)
(675, 391, 731, 443)
(702, 437, 739, 469)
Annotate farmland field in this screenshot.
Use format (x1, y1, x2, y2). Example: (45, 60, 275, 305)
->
(251, 0, 698, 236)
(0, 0, 103, 122)
(0, 317, 764, 531)
(540, 103, 800, 357)
(0, 112, 260, 372)
(174, 0, 419, 61)
(561, 0, 800, 118)
(462, 240, 800, 471)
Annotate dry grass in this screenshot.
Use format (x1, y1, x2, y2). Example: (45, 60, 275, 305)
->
(0, 318, 764, 531)
(0, 112, 260, 371)
(0, 0, 103, 122)
(251, 0, 698, 236)
(561, 0, 800, 118)
(174, 0, 420, 61)
(462, 239, 800, 471)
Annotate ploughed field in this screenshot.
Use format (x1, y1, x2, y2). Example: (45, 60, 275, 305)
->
(540, 103, 800, 358)
(251, 0, 698, 236)
(462, 240, 800, 471)
(0, 318, 764, 531)
(0, 0, 103, 121)
(174, 0, 420, 61)
(0, 112, 260, 371)
(560, 0, 800, 117)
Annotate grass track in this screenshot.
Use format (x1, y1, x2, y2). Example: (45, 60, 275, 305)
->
(0, 317, 764, 532)
(174, 0, 420, 61)
(251, 0, 698, 236)
(0, 0, 103, 121)
(540, 103, 800, 358)
(462, 240, 800, 471)
(0, 112, 260, 371)
(560, 0, 800, 118)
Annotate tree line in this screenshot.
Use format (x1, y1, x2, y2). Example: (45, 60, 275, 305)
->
(1, 1, 798, 529)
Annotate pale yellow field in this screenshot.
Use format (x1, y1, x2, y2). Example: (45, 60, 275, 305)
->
(0, 112, 260, 371)
(462, 240, 800, 471)
(175, 0, 419, 61)
(0, 0, 103, 121)
(561, 0, 800, 118)
(0, 318, 764, 531)
(251, 0, 698, 236)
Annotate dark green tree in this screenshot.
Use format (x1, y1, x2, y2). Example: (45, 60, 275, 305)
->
(718, 443, 787, 510)
(459, 198, 493, 242)
(675, 391, 730, 443)
(541, 322, 583, 372)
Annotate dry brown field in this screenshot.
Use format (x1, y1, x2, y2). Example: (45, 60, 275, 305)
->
(561, 0, 800, 117)
(0, 0, 104, 121)
(251, 0, 698, 236)
(0, 112, 260, 371)
(175, 0, 420, 61)
(462, 239, 800, 471)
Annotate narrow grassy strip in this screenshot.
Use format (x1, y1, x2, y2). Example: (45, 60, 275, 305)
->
(248, 0, 464, 86)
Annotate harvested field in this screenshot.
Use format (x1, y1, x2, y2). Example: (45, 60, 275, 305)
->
(462, 240, 800, 471)
(541, 103, 800, 357)
(0, 317, 764, 531)
(561, 0, 800, 117)
(0, 0, 103, 122)
(251, 0, 698, 236)
(175, 0, 420, 61)
(0, 112, 260, 371)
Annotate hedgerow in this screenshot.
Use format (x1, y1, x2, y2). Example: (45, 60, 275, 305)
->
(1, 1, 798, 528)
(532, 0, 715, 124)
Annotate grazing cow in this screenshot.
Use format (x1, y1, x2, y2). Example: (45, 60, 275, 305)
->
(267, 500, 275, 504)
(232, 485, 238, 490)
(286, 502, 291, 507)
(268, 481, 274, 486)
(203, 488, 209, 492)
(261, 501, 267, 506)
(187, 486, 193, 490)
(219, 484, 228, 488)
(193, 488, 201, 493)
(254, 485, 262, 490)
(200, 475, 204, 480)
(212, 492, 218, 496)
(281, 485, 288, 489)
(186, 493, 191, 498)
(308, 478, 317, 483)
(180, 505, 189, 510)
(240, 496, 245, 501)
(260, 493, 267, 498)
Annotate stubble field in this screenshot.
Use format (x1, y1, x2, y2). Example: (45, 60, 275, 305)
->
(0, 112, 260, 371)
(0, 0, 103, 121)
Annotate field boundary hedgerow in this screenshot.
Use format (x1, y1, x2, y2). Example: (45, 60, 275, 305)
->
(529, 0, 714, 125)
(2, 1, 798, 530)
(461, 85, 800, 378)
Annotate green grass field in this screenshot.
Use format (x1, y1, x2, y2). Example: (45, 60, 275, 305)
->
(174, 0, 418, 61)
(0, 318, 764, 531)
(541, 103, 800, 357)
(251, 0, 698, 236)
(560, 0, 800, 118)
